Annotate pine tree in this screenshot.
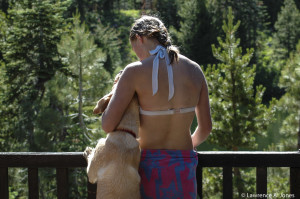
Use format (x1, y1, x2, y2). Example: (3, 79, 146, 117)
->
(255, 0, 300, 104)
(205, 7, 275, 195)
(273, 0, 300, 59)
(0, 11, 9, 150)
(93, 23, 122, 74)
(57, 12, 105, 131)
(0, 0, 70, 150)
(175, 0, 217, 66)
(278, 41, 300, 150)
(207, 7, 274, 150)
(207, 0, 269, 52)
(262, 0, 284, 30)
(0, 0, 9, 13)
(154, 0, 181, 30)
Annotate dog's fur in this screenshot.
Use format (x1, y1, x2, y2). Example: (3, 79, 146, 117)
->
(83, 71, 141, 199)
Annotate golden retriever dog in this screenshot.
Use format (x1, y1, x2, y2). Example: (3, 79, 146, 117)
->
(83, 71, 141, 199)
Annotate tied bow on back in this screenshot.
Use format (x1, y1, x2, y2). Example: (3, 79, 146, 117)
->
(150, 45, 174, 101)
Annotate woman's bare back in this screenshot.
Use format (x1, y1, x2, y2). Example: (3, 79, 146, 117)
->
(134, 54, 205, 150)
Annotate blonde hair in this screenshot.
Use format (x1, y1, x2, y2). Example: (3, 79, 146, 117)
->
(130, 16, 179, 64)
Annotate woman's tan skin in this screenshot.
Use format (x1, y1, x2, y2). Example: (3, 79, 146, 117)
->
(101, 35, 212, 150)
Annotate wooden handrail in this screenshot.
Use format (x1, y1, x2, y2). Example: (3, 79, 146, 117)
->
(0, 152, 86, 167)
(0, 151, 300, 199)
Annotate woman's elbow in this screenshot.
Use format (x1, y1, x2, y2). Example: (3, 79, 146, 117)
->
(204, 121, 212, 136)
(102, 125, 112, 134)
(101, 117, 115, 133)
(208, 121, 212, 133)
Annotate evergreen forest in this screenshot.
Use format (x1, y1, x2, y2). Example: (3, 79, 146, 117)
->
(0, 0, 299, 198)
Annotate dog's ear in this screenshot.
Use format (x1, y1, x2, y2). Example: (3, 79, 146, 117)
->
(113, 70, 123, 84)
(93, 70, 124, 115)
(93, 94, 111, 115)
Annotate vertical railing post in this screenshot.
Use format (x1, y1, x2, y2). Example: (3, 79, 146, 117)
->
(87, 181, 97, 199)
(223, 167, 232, 199)
(290, 167, 300, 198)
(196, 166, 203, 198)
(0, 167, 9, 199)
(256, 167, 267, 198)
(28, 168, 39, 199)
(56, 168, 69, 199)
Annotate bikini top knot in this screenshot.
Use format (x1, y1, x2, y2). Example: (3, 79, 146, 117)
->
(149, 45, 174, 101)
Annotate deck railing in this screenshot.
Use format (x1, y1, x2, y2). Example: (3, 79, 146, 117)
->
(0, 151, 300, 199)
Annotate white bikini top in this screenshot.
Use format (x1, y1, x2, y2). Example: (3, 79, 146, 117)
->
(139, 45, 195, 116)
(139, 106, 195, 116)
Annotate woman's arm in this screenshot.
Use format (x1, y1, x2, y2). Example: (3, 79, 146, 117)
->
(191, 75, 212, 148)
(101, 65, 137, 133)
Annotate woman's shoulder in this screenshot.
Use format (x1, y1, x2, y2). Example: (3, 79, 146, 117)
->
(125, 61, 143, 69)
(178, 54, 204, 73)
(120, 60, 148, 81)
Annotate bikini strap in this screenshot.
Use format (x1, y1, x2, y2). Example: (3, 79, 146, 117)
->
(139, 107, 195, 116)
(149, 45, 174, 101)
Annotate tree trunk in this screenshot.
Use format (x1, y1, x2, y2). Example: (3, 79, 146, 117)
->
(233, 146, 245, 196)
(78, 54, 84, 129)
(297, 116, 300, 150)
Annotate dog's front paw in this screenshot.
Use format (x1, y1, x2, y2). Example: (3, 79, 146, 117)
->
(83, 147, 93, 160)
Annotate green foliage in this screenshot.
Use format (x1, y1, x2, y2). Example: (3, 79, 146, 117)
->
(262, 0, 284, 30)
(57, 11, 109, 139)
(93, 22, 122, 74)
(0, 0, 71, 150)
(206, 7, 275, 150)
(268, 167, 289, 194)
(153, 0, 181, 30)
(0, 0, 9, 13)
(98, 9, 140, 65)
(206, 0, 269, 53)
(0, 0, 299, 196)
(205, 8, 277, 196)
(255, 34, 286, 104)
(277, 40, 300, 151)
(0, 10, 7, 40)
(273, 0, 300, 58)
(174, 0, 217, 66)
(85, 7, 140, 69)
(202, 167, 257, 199)
(58, 12, 104, 78)
(230, 0, 269, 50)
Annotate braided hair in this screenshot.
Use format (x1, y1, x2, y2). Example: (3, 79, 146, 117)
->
(129, 16, 179, 64)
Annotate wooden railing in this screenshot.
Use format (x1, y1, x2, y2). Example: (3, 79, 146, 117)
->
(197, 151, 300, 198)
(1, 151, 300, 199)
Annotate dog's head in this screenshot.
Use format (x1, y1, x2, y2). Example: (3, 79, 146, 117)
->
(93, 70, 123, 115)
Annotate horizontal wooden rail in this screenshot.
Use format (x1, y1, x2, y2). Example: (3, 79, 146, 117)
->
(197, 151, 300, 167)
(0, 152, 86, 167)
(0, 151, 300, 199)
(0, 152, 90, 199)
(196, 151, 300, 199)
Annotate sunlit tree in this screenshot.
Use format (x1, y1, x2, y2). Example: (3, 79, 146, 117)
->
(0, 0, 70, 150)
(57, 12, 105, 130)
(205, 7, 276, 196)
(278, 41, 300, 151)
(273, 0, 300, 59)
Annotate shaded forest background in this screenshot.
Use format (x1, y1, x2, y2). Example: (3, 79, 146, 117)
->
(0, 0, 299, 198)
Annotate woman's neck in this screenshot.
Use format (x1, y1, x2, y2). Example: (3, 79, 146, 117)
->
(141, 38, 161, 60)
